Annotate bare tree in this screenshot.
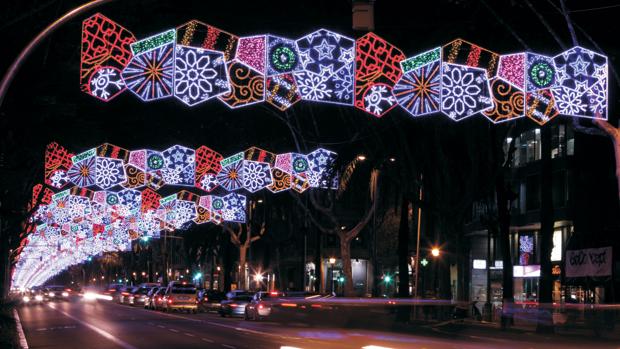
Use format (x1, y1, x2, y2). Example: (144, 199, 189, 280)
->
(222, 213, 266, 290)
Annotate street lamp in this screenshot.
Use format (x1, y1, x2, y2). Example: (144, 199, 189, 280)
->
(357, 155, 367, 161)
(328, 258, 336, 294)
(431, 247, 440, 257)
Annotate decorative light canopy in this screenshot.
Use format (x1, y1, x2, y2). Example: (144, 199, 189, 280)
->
(14, 143, 338, 289)
(79, 13, 609, 124)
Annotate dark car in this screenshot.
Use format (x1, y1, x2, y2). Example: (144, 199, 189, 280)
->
(244, 291, 284, 320)
(128, 286, 154, 306)
(197, 290, 225, 312)
(219, 293, 254, 317)
(103, 283, 124, 301)
(44, 285, 71, 301)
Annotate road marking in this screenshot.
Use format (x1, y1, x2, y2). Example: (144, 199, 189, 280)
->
(185, 333, 195, 337)
(47, 304, 138, 349)
(35, 328, 47, 331)
(157, 325, 166, 329)
(222, 345, 236, 349)
(202, 338, 214, 343)
(169, 328, 180, 333)
(14, 309, 29, 349)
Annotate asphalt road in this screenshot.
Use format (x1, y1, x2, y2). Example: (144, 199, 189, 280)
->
(16, 300, 620, 349)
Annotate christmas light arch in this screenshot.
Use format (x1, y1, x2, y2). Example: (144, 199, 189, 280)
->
(80, 13, 609, 124)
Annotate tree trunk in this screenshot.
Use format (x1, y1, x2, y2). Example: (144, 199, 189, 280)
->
(339, 233, 354, 296)
(537, 126, 555, 333)
(239, 245, 247, 290)
(397, 196, 411, 321)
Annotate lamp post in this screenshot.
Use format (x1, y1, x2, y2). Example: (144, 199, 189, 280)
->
(328, 257, 336, 294)
(431, 247, 440, 298)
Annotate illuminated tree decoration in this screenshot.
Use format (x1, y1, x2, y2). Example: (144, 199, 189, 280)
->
(67, 149, 97, 187)
(45, 142, 74, 189)
(174, 45, 230, 106)
(242, 160, 273, 193)
(176, 20, 238, 61)
(95, 157, 127, 190)
(218, 59, 265, 108)
(526, 89, 560, 125)
(355, 33, 405, 117)
(552, 46, 608, 119)
(122, 30, 176, 102)
(266, 35, 300, 76)
(236, 35, 266, 73)
(400, 47, 441, 74)
(440, 63, 493, 121)
(482, 78, 525, 123)
(393, 60, 441, 117)
(525, 53, 556, 92)
(161, 145, 196, 186)
(222, 193, 246, 222)
(498, 53, 525, 89)
(266, 73, 301, 111)
(80, 13, 136, 101)
(442, 39, 499, 78)
(217, 153, 244, 191)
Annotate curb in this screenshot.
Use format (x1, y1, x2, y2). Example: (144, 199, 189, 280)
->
(13, 308, 29, 349)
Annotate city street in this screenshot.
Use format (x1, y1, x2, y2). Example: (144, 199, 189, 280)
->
(16, 300, 620, 349)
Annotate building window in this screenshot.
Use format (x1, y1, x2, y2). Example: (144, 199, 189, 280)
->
(525, 175, 540, 210)
(507, 123, 575, 167)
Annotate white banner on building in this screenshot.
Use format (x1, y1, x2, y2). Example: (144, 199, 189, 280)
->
(566, 247, 612, 277)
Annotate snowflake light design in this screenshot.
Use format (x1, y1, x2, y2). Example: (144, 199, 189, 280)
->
(89, 67, 125, 101)
(174, 45, 230, 106)
(95, 157, 126, 190)
(67, 156, 97, 188)
(242, 161, 273, 193)
(440, 63, 493, 121)
(161, 145, 195, 186)
(363, 84, 397, 117)
(217, 160, 244, 191)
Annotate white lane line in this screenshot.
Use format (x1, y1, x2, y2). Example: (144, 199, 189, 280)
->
(157, 325, 166, 329)
(169, 328, 180, 333)
(13, 309, 29, 349)
(185, 333, 195, 337)
(35, 328, 48, 332)
(202, 338, 214, 343)
(47, 304, 138, 349)
(222, 345, 236, 349)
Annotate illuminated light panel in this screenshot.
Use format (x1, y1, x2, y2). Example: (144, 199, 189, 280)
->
(122, 32, 175, 102)
(97, 143, 130, 162)
(236, 35, 266, 73)
(130, 29, 176, 55)
(128, 150, 147, 170)
(242, 160, 273, 193)
(174, 45, 230, 106)
(222, 193, 246, 222)
(442, 38, 500, 78)
(267, 168, 292, 193)
(67, 150, 97, 188)
(552, 46, 607, 119)
(274, 153, 293, 173)
(440, 63, 493, 121)
(295, 28, 355, 78)
(355, 33, 405, 118)
(176, 20, 238, 61)
(526, 53, 556, 92)
(400, 47, 441, 74)
(525, 89, 559, 125)
(244, 147, 276, 165)
(195, 146, 223, 192)
(266, 35, 301, 76)
(393, 60, 441, 117)
(294, 62, 354, 105)
(45, 142, 74, 189)
(94, 157, 126, 190)
(483, 78, 525, 123)
(217, 153, 244, 191)
(266, 73, 301, 111)
(161, 145, 196, 186)
(121, 164, 146, 189)
(498, 53, 525, 89)
(218, 59, 265, 108)
(80, 13, 136, 101)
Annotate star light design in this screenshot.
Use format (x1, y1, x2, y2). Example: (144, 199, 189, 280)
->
(314, 39, 336, 60)
(569, 55, 590, 77)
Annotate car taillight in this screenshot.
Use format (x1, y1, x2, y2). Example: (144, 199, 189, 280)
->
(258, 304, 264, 309)
(108, 289, 116, 292)
(230, 303, 238, 308)
(204, 297, 208, 302)
(281, 303, 297, 308)
(121, 292, 129, 296)
(168, 299, 173, 304)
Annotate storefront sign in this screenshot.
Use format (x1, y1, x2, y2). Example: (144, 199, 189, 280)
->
(566, 247, 612, 277)
(513, 265, 540, 277)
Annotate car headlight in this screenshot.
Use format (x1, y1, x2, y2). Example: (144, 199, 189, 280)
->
(62, 292, 69, 297)
(48, 292, 55, 297)
(35, 295, 44, 301)
(23, 296, 30, 302)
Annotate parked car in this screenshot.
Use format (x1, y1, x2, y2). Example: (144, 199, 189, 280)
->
(118, 286, 134, 304)
(145, 287, 166, 309)
(219, 292, 254, 317)
(244, 291, 284, 320)
(163, 283, 198, 313)
(129, 286, 154, 306)
(197, 290, 225, 312)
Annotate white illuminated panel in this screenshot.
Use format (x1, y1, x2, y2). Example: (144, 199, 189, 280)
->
(513, 265, 540, 277)
(473, 259, 487, 269)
